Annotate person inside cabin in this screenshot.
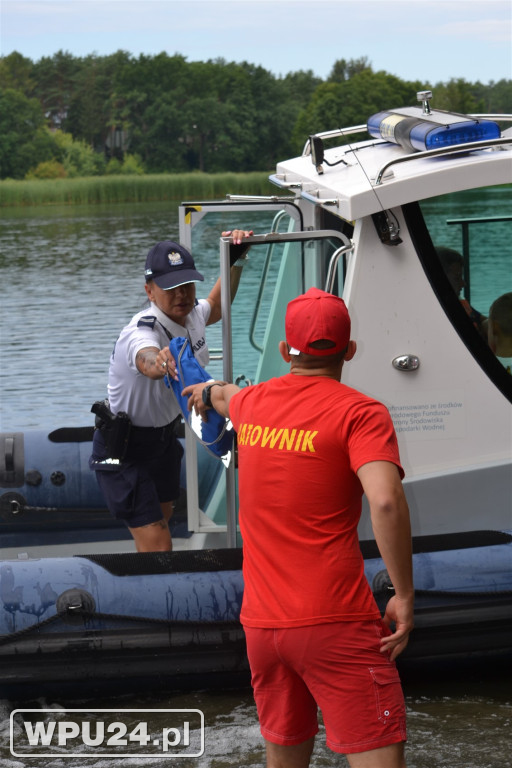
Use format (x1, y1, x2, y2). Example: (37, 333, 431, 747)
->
(184, 287, 414, 768)
(487, 292, 512, 374)
(89, 229, 252, 553)
(436, 246, 487, 337)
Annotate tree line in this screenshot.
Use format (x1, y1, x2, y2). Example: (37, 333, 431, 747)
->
(1, 50, 510, 181)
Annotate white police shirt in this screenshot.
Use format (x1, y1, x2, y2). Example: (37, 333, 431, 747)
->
(107, 300, 211, 427)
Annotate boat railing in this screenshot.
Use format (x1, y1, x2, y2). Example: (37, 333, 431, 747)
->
(302, 125, 368, 156)
(469, 114, 512, 123)
(325, 244, 354, 294)
(303, 114, 512, 159)
(303, 114, 512, 180)
(374, 136, 512, 185)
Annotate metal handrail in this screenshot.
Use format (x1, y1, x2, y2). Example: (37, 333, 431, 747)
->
(268, 174, 304, 190)
(375, 137, 512, 185)
(302, 125, 367, 156)
(325, 244, 354, 294)
(469, 114, 512, 122)
(446, 216, 512, 225)
(302, 114, 512, 160)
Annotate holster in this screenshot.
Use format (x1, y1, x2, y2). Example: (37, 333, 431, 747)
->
(91, 399, 132, 461)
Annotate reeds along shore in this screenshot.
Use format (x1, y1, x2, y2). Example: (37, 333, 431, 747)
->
(0, 171, 275, 207)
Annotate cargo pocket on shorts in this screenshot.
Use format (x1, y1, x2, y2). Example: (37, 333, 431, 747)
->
(369, 666, 404, 724)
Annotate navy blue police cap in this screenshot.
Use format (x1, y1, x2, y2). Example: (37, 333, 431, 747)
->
(144, 241, 204, 290)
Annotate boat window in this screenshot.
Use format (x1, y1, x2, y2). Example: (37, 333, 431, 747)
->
(409, 185, 512, 399)
(179, 203, 349, 385)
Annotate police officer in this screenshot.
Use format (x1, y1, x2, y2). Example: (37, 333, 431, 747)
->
(90, 230, 252, 552)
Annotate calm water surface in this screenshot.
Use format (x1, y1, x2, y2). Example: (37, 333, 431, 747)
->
(0, 203, 510, 767)
(1, 202, 191, 431)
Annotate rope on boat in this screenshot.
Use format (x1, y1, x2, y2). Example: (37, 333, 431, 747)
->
(412, 588, 512, 598)
(0, 610, 243, 647)
(2, 587, 512, 648)
(74, 611, 244, 629)
(373, 586, 512, 599)
(0, 610, 68, 646)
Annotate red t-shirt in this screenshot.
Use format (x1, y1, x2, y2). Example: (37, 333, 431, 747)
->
(229, 373, 404, 628)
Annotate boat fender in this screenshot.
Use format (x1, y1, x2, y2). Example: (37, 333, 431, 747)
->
(56, 588, 96, 625)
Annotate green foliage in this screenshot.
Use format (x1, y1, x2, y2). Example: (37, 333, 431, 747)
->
(433, 77, 512, 115)
(32, 50, 82, 131)
(0, 50, 510, 185)
(291, 69, 423, 153)
(430, 79, 482, 114)
(25, 160, 67, 179)
(0, 88, 46, 178)
(20, 129, 107, 179)
(0, 51, 35, 93)
(106, 153, 145, 175)
(328, 57, 372, 82)
(0, 172, 274, 206)
(61, 135, 106, 177)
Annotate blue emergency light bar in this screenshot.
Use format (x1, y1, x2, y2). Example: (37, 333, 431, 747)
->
(367, 109, 500, 152)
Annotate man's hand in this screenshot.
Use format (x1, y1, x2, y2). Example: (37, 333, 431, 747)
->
(380, 594, 414, 661)
(206, 229, 254, 325)
(183, 381, 240, 419)
(182, 382, 209, 420)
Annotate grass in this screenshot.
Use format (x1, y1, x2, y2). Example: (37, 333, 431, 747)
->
(0, 171, 277, 207)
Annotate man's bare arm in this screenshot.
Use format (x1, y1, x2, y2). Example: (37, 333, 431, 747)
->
(182, 381, 240, 419)
(357, 460, 414, 660)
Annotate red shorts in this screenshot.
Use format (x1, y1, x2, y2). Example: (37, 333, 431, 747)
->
(244, 620, 407, 754)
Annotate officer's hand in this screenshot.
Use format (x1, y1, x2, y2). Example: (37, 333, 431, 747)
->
(156, 347, 178, 381)
(223, 229, 253, 266)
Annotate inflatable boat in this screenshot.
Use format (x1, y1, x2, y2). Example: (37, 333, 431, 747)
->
(2, 91, 511, 697)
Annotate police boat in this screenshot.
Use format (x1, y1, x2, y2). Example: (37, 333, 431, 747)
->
(1, 91, 511, 697)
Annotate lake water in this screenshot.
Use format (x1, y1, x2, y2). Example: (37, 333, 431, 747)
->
(1, 202, 511, 767)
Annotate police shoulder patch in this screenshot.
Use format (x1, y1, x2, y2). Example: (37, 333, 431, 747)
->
(137, 315, 157, 329)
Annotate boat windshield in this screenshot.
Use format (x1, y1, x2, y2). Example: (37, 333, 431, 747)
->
(179, 203, 350, 386)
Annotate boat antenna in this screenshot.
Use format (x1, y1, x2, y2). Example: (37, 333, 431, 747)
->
(341, 118, 404, 247)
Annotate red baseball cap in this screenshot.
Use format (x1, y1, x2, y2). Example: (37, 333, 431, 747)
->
(285, 287, 351, 356)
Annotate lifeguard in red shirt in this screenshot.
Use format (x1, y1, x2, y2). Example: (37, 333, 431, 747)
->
(184, 287, 414, 768)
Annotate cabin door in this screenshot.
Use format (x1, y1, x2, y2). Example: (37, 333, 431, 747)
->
(178, 200, 352, 545)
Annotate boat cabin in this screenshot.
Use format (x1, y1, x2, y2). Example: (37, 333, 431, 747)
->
(178, 91, 512, 548)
